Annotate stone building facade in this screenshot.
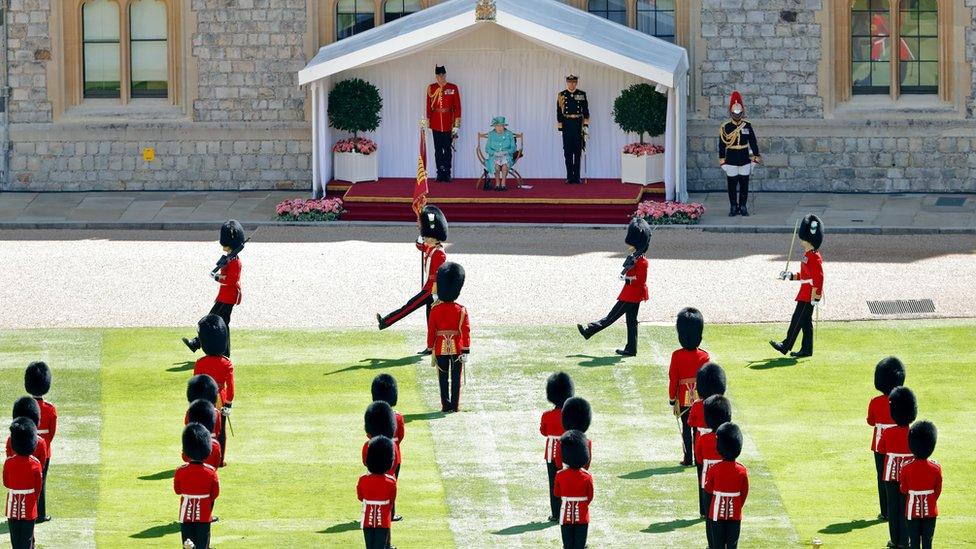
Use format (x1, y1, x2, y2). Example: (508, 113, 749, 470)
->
(0, 0, 973, 192)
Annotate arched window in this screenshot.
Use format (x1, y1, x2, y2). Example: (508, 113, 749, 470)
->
(337, 0, 375, 41)
(129, 0, 168, 97)
(82, 0, 121, 98)
(851, 0, 937, 95)
(587, 0, 627, 26)
(898, 0, 938, 93)
(636, 0, 675, 43)
(384, 0, 421, 22)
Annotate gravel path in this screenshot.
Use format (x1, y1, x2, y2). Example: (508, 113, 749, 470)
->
(0, 227, 972, 330)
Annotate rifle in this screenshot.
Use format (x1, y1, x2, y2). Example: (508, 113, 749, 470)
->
(211, 237, 250, 280)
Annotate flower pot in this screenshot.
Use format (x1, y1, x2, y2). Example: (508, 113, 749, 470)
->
(334, 151, 379, 184)
(621, 152, 664, 185)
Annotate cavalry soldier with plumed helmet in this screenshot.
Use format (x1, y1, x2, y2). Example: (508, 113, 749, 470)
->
(719, 91, 761, 217)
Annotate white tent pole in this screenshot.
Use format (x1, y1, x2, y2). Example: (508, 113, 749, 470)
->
(311, 82, 320, 198)
(676, 72, 688, 203)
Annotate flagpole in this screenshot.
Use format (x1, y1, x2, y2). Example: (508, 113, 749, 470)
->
(416, 119, 429, 288)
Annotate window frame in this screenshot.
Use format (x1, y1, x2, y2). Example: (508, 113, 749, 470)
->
(81, 0, 123, 99)
(335, 0, 376, 41)
(635, 0, 676, 43)
(128, 0, 169, 98)
(587, 0, 629, 26)
(383, 0, 421, 23)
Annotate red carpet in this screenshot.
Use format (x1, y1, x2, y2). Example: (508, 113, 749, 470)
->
(333, 178, 664, 224)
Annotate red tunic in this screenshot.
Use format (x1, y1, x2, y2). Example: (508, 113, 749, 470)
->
(866, 394, 895, 452)
(184, 409, 222, 439)
(362, 440, 402, 477)
(617, 256, 649, 303)
(427, 302, 470, 357)
(899, 459, 942, 519)
(553, 468, 593, 525)
(34, 399, 57, 458)
(216, 256, 242, 305)
(3, 455, 43, 520)
(704, 460, 749, 521)
(688, 399, 710, 456)
(173, 462, 219, 523)
(795, 250, 823, 303)
(182, 439, 222, 470)
(394, 411, 405, 447)
(193, 356, 235, 405)
(357, 473, 397, 529)
(5, 436, 49, 465)
(539, 408, 564, 463)
(417, 242, 447, 293)
(554, 438, 592, 470)
(694, 432, 723, 489)
(425, 83, 462, 133)
(668, 348, 710, 406)
(877, 425, 912, 482)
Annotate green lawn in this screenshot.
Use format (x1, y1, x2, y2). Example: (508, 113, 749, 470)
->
(0, 320, 973, 547)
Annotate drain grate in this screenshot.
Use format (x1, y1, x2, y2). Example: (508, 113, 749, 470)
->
(867, 299, 936, 315)
(935, 197, 966, 207)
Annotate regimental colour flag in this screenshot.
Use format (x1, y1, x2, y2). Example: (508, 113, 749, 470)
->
(413, 128, 429, 217)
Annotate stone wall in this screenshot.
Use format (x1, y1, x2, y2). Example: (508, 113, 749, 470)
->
(5, 0, 54, 123)
(968, 0, 976, 117)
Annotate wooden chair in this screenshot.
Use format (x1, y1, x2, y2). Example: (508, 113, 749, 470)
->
(476, 132, 526, 190)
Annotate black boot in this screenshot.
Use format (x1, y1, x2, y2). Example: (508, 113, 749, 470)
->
(615, 348, 636, 357)
(577, 323, 593, 340)
(729, 205, 738, 217)
(182, 337, 200, 353)
(769, 340, 787, 355)
(739, 205, 749, 216)
(790, 349, 813, 358)
(376, 313, 387, 331)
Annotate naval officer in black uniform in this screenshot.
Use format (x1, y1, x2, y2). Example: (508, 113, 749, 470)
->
(557, 74, 589, 184)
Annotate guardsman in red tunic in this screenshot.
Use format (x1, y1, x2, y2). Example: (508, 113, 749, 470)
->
(687, 362, 727, 488)
(771, 213, 824, 358)
(705, 422, 749, 549)
(371, 374, 405, 522)
(24, 361, 55, 523)
(577, 217, 651, 356)
(186, 375, 223, 446)
(868, 357, 906, 520)
(669, 308, 710, 466)
(5, 399, 49, 475)
(175, 423, 220, 549)
(553, 430, 593, 549)
(426, 262, 470, 413)
(901, 421, 941, 549)
(362, 402, 401, 478)
(4, 418, 43, 549)
(696, 395, 732, 533)
(192, 315, 235, 466)
(554, 397, 592, 471)
(184, 220, 245, 358)
(358, 436, 398, 549)
(182, 400, 223, 470)
(878, 387, 917, 548)
(426, 66, 462, 182)
(540, 372, 574, 522)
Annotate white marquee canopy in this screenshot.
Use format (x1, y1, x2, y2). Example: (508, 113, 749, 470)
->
(299, 0, 690, 201)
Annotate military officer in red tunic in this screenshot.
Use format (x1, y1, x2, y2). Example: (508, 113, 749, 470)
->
(770, 213, 824, 358)
(426, 66, 462, 182)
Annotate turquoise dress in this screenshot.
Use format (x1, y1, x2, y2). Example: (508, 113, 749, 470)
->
(484, 129, 516, 172)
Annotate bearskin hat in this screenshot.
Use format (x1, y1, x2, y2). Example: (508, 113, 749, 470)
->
(703, 395, 733, 432)
(435, 262, 465, 302)
(546, 371, 575, 408)
(908, 420, 937, 460)
(696, 362, 727, 400)
(561, 397, 592, 433)
(182, 423, 212, 463)
(676, 307, 704, 350)
(889, 386, 918, 427)
(365, 435, 396, 474)
(420, 205, 448, 242)
(187, 399, 217, 433)
(219, 219, 246, 249)
(625, 217, 652, 255)
(716, 422, 743, 461)
(371, 373, 399, 407)
(435, 65, 447, 75)
(9, 417, 37, 457)
(729, 91, 745, 115)
(798, 214, 824, 250)
(24, 361, 52, 397)
(187, 374, 219, 406)
(559, 430, 590, 470)
(874, 357, 906, 395)
(364, 401, 396, 439)
(198, 314, 229, 357)
(11, 397, 41, 427)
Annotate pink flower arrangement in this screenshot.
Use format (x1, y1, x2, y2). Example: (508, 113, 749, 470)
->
(634, 200, 705, 225)
(332, 137, 377, 155)
(275, 197, 346, 222)
(622, 143, 665, 156)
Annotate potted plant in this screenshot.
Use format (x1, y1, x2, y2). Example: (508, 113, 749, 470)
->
(328, 78, 382, 183)
(613, 83, 667, 185)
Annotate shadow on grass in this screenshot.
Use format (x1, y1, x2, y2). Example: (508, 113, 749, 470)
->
(131, 522, 180, 538)
(403, 411, 446, 424)
(318, 520, 359, 534)
(746, 357, 798, 370)
(326, 355, 423, 376)
(566, 354, 624, 368)
(818, 518, 885, 534)
(0, 522, 6, 535)
(492, 521, 557, 535)
(619, 464, 687, 479)
(166, 361, 195, 373)
(138, 468, 176, 481)
(641, 517, 703, 533)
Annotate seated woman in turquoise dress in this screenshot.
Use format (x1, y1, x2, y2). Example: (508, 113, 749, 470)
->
(484, 116, 517, 191)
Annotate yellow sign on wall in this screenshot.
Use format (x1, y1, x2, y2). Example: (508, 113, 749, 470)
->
(142, 147, 155, 162)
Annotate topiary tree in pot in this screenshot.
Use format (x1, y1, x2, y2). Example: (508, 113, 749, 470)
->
(612, 83, 667, 144)
(328, 78, 382, 152)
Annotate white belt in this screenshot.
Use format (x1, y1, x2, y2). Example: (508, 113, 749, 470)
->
(909, 490, 934, 496)
(7, 489, 34, 495)
(710, 491, 741, 521)
(873, 423, 894, 448)
(885, 453, 912, 480)
(698, 428, 712, 435)
(713, 491, 740, 497)
(561, 497, 588, 502)
(181, 494, 209, 499)
(701, 459, 721, 489)
(36, 430, 49, 435)
(545, 435, 560, 461)
(362, 500, 390, 505)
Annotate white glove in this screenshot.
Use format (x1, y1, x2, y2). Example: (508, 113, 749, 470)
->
(451, 127, 459, 138)
(778, 271, 792, 281)
(221, 405, 232, 417)
(460, 353, 468, 364)
(583, 125, 589, 136)
(416, 235, 424, 245)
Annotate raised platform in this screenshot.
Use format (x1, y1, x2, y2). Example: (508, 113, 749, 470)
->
(330, 178, 664, 224)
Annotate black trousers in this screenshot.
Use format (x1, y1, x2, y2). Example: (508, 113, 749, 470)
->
(381, 290, 433, 329)
(432, 131, 453, 179)
(8, 519, 35, 549)
(780, 301, 814, 353)
(546, 461, 560, 519)
(886, 481, 908, 547)
(560, 524, 588, 549)
(726, 175, 749, 208)
(583, 301, 639, 353)
(706, 519, 741, 549)
(363, 527, 390, 549)
(696, 464, 708, 518)
(678, 407, 692, 464)
(907, 517, 936, 549)
(391, 463, 401, 518)
(180, 522, 211, 549)
(561, 121, 583, 183)
(874, 451, 887, 518)
(436, 355, 463, 412)
(217, 414, 228, 466)
(36, 459, 49, 520)
(209, 302, 234, 357)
